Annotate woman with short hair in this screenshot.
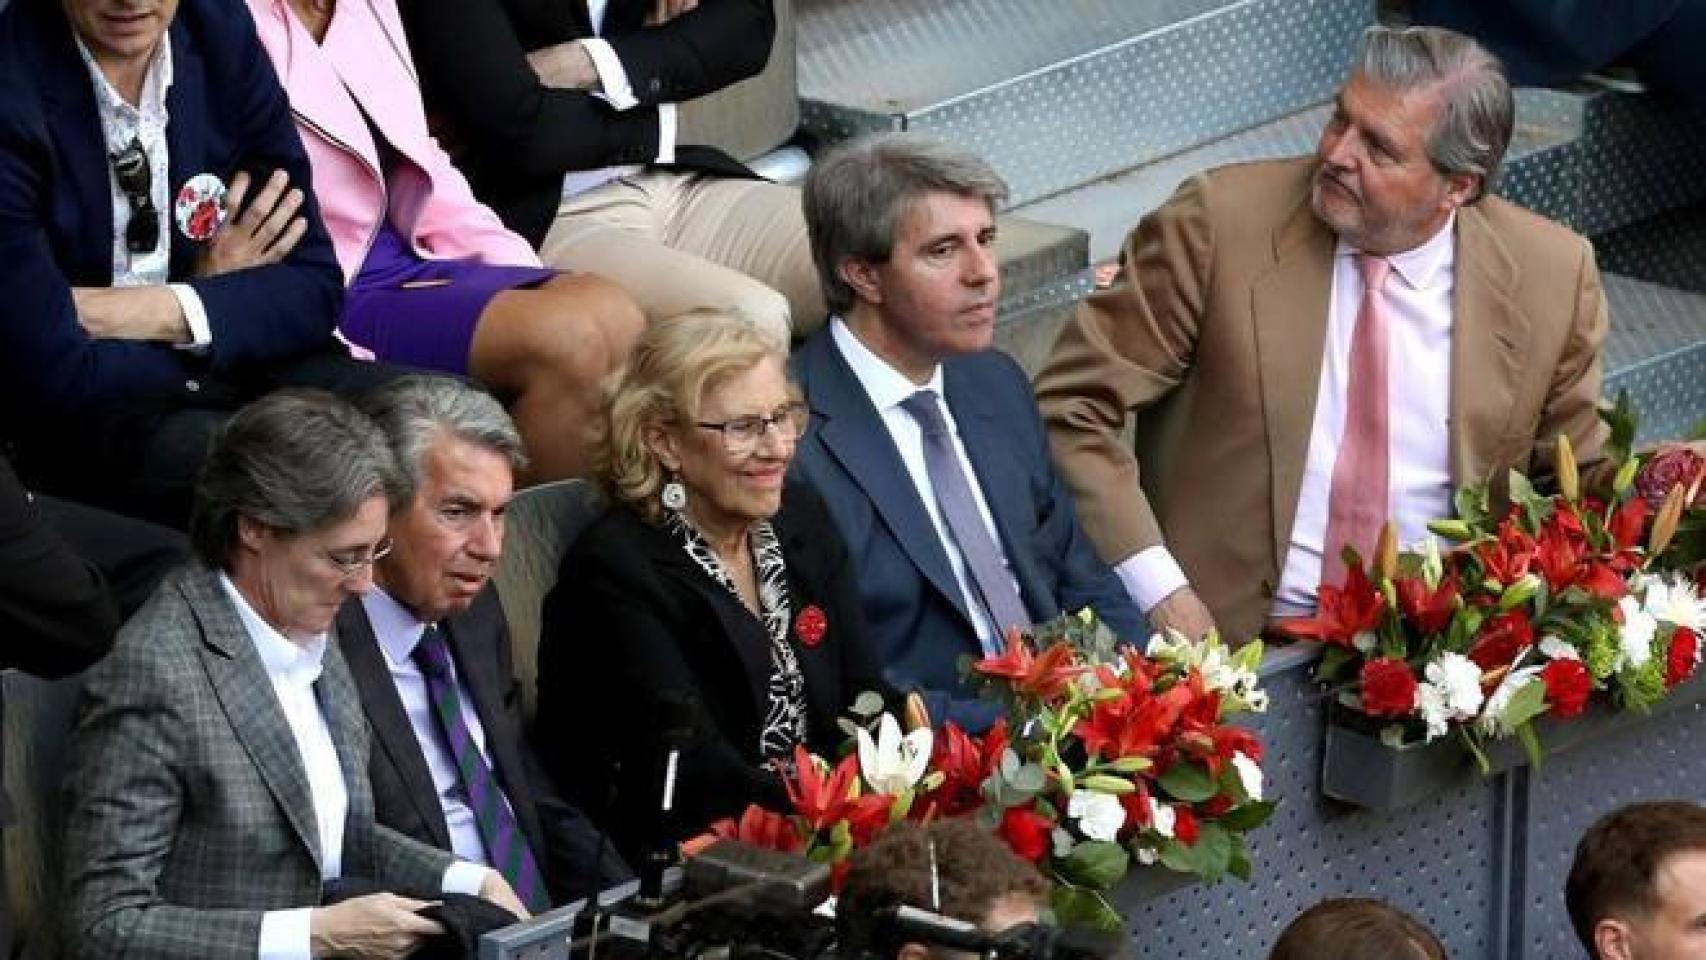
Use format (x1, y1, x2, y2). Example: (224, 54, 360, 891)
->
(536, 310, 886, 858)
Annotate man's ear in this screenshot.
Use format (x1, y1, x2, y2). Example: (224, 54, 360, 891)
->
(1442, 170, 1478, 210)
(1594, 918, 1636, 960)
(839, 256, 884, 306)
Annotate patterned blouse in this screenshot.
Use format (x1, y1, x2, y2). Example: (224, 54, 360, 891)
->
(665, 510, 809, 761)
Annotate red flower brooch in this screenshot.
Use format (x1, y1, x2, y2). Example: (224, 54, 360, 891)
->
(794, 605, 827, 648)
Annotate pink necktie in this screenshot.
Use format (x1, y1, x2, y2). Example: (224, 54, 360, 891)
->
(1320, 254, 1392, 589)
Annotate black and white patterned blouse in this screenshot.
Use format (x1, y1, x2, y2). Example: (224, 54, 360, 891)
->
(665, 510, 809, 761)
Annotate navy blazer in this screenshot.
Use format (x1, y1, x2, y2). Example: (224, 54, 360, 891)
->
(789, 328, 1145, 731)
(0, 0, 342, 419)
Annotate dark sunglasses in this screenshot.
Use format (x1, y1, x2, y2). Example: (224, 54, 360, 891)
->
(109, 138, 160, 254)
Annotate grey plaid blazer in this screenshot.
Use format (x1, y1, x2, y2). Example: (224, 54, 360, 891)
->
(61, 563, 456, 958)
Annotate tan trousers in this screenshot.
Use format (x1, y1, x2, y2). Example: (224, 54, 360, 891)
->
(540, 170, 824, 344)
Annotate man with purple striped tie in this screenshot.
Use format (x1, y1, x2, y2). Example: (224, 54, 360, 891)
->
(337, 375, 628, 910)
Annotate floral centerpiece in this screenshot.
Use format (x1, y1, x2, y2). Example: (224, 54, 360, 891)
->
(695, 612, 1274, 931)
(1283, 397, 1705, 770)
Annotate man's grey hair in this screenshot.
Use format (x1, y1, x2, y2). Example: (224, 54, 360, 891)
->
(190, 389, 403, 568)
(803, 132, 1009, 315)
(361, 375, 527, 505)
(1356, 24, 1513, 203)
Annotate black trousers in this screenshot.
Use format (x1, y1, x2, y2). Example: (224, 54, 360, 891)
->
(19, 351, 411, 530)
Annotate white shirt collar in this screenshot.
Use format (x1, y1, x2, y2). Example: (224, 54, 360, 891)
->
(360, 587, 434, 669)
(1338, 211, 1456, 292)
(75, 34, 174, 124)
(829, 316, 946, 413)
(218, 573, 327, 690)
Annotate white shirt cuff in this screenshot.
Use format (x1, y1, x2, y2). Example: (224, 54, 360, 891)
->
(655, 102, 677, 164)
(581, 38, 638, 111)
(443, 861, 489, 897)
(1115, 546, 1192, 614)
(258, 907, 313, 960)
(168, 283, 212, 349)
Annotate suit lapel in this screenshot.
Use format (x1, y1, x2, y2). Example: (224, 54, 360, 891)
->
(1448, 206, 1526, 487)
(1251, 200, 1336, 572)
(164, 16, 208, 277)
(35, 6, 114, 284)
(186, 567, 324, 871)
(774, 502, 844, 733)
(317, 639, 371, 868)
(798, 334, 974, 626)
(335, 601, 451, 849)
(943, 364, 1050, 623)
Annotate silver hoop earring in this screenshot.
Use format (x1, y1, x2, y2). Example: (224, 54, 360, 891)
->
(660, 477, 687, 511)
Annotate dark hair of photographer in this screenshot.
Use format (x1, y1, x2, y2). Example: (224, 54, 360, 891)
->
(1565, 800, 1706, 960)
(837, 818, 1050, 960)
(1267, 897, 1445, 960)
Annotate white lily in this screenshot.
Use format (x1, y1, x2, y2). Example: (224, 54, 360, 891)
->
(856, 713, 933, 795)
(1231, 751, 1264, 802)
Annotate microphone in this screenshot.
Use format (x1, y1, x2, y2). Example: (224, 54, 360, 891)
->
(636, 692, 697, 906)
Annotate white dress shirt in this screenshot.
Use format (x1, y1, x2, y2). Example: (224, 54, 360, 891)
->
(830, 318, 1022, 643)
(560, 0, 678, 198)
(361, 589, 500, 868)
(1116, 216, 1457, 620)
(218, 577, 484, 960)
(75, 38, 212, 347)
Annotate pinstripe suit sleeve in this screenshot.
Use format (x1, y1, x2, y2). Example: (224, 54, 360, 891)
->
(62, 612, 268, 959)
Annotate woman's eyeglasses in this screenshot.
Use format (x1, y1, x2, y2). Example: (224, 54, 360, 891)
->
(695, 401, 810, 457)
(109, 138, 160, 254)
(321, 538, 394, 581)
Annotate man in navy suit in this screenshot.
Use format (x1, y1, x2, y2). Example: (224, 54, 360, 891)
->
(0, 0, 390, 528)
(789, 133, 1144, 732)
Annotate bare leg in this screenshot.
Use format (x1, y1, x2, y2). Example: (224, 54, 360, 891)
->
(469, 273, 644, 482)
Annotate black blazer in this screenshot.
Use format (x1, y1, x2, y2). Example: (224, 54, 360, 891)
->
(398, 0, 771, 245)
(534, 481, 886, 858)
(336, 587, 628, 906)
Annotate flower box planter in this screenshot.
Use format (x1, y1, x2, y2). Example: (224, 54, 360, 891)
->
(1106, 865, 1198, 915)
(1322, 668, 1706, 812)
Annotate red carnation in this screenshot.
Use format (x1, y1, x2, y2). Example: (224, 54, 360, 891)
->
(794, 605, 828, 647)
(1468, 611, 1535, 672)
(1666, 627, 1701, 689)
(1172, 806, 1200, 846)
(1359, 658, 1419, 718)
(1635, 448, 1706, 510)
(995, 806, 1053, 863)
(1540, 658, 1592, 718)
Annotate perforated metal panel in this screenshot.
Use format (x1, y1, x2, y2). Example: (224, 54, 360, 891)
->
(1601, 275, 1706, 444)
(1517, 702, 1706, 960)
(798, 0, 1374, 205)
(1594, 202, 1706, 294)
(1573, 91, 1706, 237)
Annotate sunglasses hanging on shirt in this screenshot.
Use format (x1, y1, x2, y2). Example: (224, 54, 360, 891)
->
(109, 137, 161, 255)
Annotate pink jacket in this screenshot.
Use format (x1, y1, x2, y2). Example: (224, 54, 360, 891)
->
(245, 0, 541, 282)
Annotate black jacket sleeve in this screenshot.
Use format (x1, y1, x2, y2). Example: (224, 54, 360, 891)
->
(398, 0, 774, 179)
(0, 459, 119, 677)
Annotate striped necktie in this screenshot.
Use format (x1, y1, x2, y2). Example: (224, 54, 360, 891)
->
(413, 625, 548, 912)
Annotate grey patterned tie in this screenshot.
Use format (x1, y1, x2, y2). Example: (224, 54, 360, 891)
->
(900, 389, 1030, 653)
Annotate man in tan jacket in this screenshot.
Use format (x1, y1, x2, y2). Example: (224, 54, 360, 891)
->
(1034, 25, 1610, 644)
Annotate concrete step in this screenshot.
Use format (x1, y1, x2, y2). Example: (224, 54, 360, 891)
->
(993, 217, 1087, 314)
(1013, 87, 1581, 262)
(1572, 89, 1706, 237)
(1602, 274, 1706, 445)
(797, 0, 1374, 205)
(1594, 202, 1706, 295)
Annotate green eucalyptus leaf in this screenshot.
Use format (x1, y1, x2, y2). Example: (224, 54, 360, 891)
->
(1157, 762, 1217, 803)
(1057, 840, 1130, 891)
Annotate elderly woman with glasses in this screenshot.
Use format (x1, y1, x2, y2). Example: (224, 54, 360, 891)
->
(536, 310, 888, 860)
(62, 390, 525, 960)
